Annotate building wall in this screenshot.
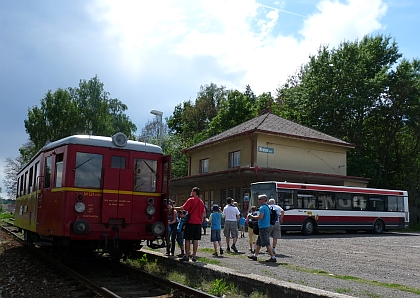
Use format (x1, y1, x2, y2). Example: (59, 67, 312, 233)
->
(174, 132, 353, 211)
(189, 136, 252, 175)
(255, 134, 347, 176)
(188, 134, 348, 177)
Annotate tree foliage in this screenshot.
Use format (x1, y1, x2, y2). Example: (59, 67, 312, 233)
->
(3, 156, 24, 200)
(277, 34, 420, 201)
(24, 75, 137, 152)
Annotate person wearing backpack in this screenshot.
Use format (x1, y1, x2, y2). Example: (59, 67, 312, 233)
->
(247, 194, 276, 263)
(268, 198, 284, 255)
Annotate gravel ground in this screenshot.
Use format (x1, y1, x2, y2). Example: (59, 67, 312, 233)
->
(0, 229, 98, 298)
(158, 230, 420, 298)
(1, 227, 419, 298)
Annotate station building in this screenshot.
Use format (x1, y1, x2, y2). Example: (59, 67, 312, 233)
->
(169, 112, 369, 212)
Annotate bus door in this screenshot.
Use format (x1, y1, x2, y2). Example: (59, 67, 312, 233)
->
(102, 154, 133, 225)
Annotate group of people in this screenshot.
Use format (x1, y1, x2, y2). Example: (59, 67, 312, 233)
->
(166, 187, 284, 263)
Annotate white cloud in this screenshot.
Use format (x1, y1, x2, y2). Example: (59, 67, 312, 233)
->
(300, 0, 387, 48)
(89, 0, 388, 94)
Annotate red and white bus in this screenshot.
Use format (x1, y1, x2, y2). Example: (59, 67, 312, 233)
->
(249, 181, 409, 235)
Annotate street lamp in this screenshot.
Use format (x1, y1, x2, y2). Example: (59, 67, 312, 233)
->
(150, 109, 163, 146)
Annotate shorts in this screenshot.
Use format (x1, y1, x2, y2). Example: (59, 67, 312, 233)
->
(248, 227, 258, 244)
(210, 229, 221, 242)
(269, 222, 281, 239)
(223, 221, 238, 238)
(256, 226, 271, 247)
(239, 225, 245, 232)
(183, 224, 202, 240)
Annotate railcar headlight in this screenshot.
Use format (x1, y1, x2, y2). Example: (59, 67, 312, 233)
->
(75, 202, 86, 213)
(146, 205, 156, 215)
(147, 197, 154, 205)
(152, 222, 165, 236)
(73, 219, 89, 235)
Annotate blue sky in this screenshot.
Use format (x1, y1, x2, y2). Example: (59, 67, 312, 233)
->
(1, 0, 419, 198)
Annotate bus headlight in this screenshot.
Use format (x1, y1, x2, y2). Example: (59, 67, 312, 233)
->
(146, 205, 155, 215)
(75, 202, 86, 213)
(151, 222, 165, 236)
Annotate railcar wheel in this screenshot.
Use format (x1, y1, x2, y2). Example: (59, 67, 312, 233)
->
(110, 250, 123, 262)
(372, 219, 384, 234)
(301, 219, 316, 236)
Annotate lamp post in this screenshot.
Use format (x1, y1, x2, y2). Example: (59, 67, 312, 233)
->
(150, 109, 163, 146)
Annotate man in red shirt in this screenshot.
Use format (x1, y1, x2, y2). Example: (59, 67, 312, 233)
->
(175, 187, 205, 262)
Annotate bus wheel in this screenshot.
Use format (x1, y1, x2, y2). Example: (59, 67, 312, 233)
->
(302, 219, 316, 236)
(372, 219, 384, 234)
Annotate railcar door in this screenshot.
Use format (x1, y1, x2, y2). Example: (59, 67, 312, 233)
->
(102, 154, 133, 224)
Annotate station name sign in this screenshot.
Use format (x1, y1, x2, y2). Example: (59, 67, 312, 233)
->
(258, 146, 274, 154)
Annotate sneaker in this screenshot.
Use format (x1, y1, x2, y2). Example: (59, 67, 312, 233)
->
(179, 255, 189, 262)
(226, 247, 231, 252)
(192, 256, 197, 262)
(165, 252, 170, 256)
(266, 257, 277, 263)
(231, 244, 238, 253)
(248, 255, 257, 261)
(219, 248, 224, 255)
(177, 253, 184, 257)
(212, 252, 218, 257)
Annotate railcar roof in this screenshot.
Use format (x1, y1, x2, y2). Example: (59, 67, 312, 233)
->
(42, 134, 163, 154)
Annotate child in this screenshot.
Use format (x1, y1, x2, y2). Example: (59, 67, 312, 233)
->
(207, 204, 224, 256)
(176, 210, 187, 257)
(238, 214, 246, 238)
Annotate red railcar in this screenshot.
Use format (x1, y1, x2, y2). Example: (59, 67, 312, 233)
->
(14, 133, 170, 260)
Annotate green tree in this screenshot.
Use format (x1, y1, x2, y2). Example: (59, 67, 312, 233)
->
(167, 83, 228, 143)
(207, 90, 257, 136)
(24, 76, 137, 151)
(277, 34, 420, 196)
(278, 35, 399, 181)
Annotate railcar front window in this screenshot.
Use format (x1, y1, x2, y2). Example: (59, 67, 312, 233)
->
(112, 156, 126, 169)
(74, 153, 103, 188)
(134, 159, 157, 192)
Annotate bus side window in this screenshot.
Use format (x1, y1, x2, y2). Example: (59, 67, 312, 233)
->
(352, 195, 367, 210)
(278, 191, 293, 210)
(387, 196, 397, 212)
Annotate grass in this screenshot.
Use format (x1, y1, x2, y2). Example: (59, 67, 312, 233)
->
(0, 213, 14, 220)
(127, 254, 267, 297)
(277, 263, 420, 295)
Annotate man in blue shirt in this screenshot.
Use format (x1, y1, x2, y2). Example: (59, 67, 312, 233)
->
(247, 194, 276, 262)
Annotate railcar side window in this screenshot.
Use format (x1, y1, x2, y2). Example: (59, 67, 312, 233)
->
(55, 153, 64, 188)
(112, 156, 126, 169)
(28, 167, 33, 193)
(74, 152, 103, 188)
(134, 159, 157, 192)
(44, 156, 52, 188)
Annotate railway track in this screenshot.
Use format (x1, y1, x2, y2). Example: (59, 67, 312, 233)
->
(0, 221, 217, 298)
